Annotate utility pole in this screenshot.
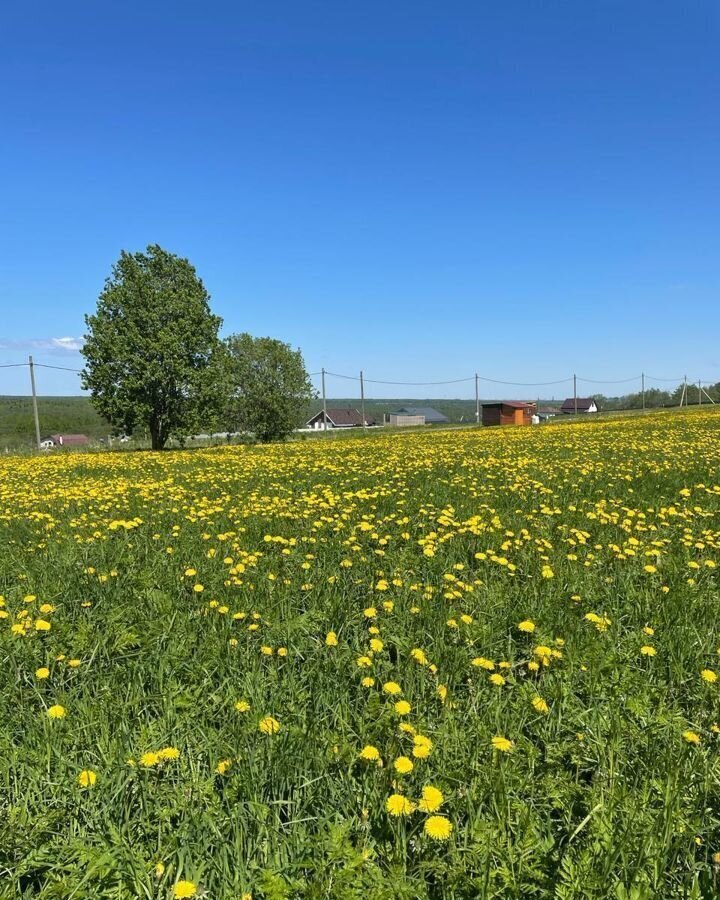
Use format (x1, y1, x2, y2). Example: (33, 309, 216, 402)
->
(321, 368, 328, 431)
(684, 375, 687, 407)
(29, 355, 42, 450)
(360, 370, 366, 429)
(475, 373, 480, 424)
(641, 372, 645, 411)
(573, 373, 577, 416)
(699, 380, 702, 406)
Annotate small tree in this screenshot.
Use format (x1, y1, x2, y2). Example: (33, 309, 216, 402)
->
(223, 333, 314, 441)
(82, 245, 222, 449)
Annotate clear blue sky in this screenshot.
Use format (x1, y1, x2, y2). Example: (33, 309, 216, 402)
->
(1, 0, 718, 399)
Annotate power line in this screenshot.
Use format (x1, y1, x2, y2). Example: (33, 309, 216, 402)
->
(0, 362, 29, 368)
(35, 363, 83, 373)
(577, 375, 641, 384)
(479, 376, 572, 386)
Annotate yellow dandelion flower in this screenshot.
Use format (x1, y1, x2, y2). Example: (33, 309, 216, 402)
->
(325, 631, 338, 646)
(140, 751, 160, 767)
(235, 700, 251, 712)
(640, 645, 656, 657)
(424, 815, 452, 840)
(157, 746, 180, 760)
(683, 730, 701, 745)
(47, 704, 66, 719)
(383, 681, 402, 695)
(35, 667, 50, 679)
(518, 620, 535, 633)
(394, 700, 411, 715)
(418, 785, 444, 813)
(491, 735, 514, 753)
(77, 769, 97, 788)
(532, 696, 549, 714)
(386, 793, 414, 816)
(173, 882, 197, 898)
(393, 756, 414, 774)
(489, 673, 506, 686)
(359, 744, 380, 762)
(701, 669, 718, 683)
(258, 716, 281, 735)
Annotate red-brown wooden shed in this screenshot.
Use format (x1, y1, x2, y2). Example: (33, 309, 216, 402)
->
(481, 401, 536, 427)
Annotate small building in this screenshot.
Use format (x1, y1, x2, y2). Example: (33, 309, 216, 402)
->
(387, 413, 425, 427)
(44, 433, 90, 447)
(481, 401, 536, 427)
(305, 408, 375, 429)
(395, 406, 449, 424)
(537, 407, 560, 422)
(560, 398, 598, 414)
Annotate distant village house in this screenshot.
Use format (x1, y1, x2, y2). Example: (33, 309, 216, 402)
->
(40, 433, 90, 448)
(560, 398, 598, 414)
(305, 408, 375, 429)
(394, 406, 449, 424)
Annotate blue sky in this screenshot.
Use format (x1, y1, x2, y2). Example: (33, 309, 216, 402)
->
(1, 0, 718, 399)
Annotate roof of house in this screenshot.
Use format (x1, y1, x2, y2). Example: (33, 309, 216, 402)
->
(48, 433, 90, 444)
(307, 408, 375, 426)
(482, 400, 535, 409)
(560, 398, 596, 411)
(396, 406, 449, 422)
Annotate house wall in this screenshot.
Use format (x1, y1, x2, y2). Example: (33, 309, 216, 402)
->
(388, 414, 425, 427)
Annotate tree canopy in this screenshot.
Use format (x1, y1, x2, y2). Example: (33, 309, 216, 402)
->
(81, 245, 222, 449)
(222, 333, 314, 442)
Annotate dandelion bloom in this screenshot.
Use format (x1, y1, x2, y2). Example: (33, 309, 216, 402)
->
(68, 659, 81, 668)
(472, 657, 495, 670)
(424, 815, 453, 840)
(47, 704, 66, 719)
(411, 648, 428, 665)
(393, 756, 413, 774)
(644, 565, 657, 574)
(215, 759, 232, 775)
(157, 746, 180, 760)
(640, 645, 656, 657)
(437, 685, 448, 703)
(35, 667, 50, 679)
(701, 669, 718, 683)
(369, 638, 384, 653)
(491, 736, 514, 753)
(173, 882, 197, 898)
(532, 696, 550, 714)
(386, 793, 414, 816)
(394, 700, 411, 715)
(412, 735, 432, 759)
(518, 620, 535, 633)
(35, 619, 51, 631)
(258, 716, 281, 735)
(418, 785, 444, 813)
(363, 606, 377, 618)
(77, 769, 97, 788)
(235, 700, 251, 712)
(356, 656, 372, 668)
(683, 730, 701, 745)
(361, 677, 375, 688)
(140, 752, 160, 767)
(359, 744, 380, 762)
(383, 681, 402, 695)
(489, 673, 506, 686)
(325, 631, 338, 646)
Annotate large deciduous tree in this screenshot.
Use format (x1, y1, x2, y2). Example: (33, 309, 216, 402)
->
(81, 244, 222, 449)
(223, 333, 314, 442)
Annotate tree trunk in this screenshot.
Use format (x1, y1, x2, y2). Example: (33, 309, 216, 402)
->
(149, 416, 166, 450)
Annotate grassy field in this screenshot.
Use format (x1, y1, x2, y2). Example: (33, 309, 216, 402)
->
(3, 409, 720, 898)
